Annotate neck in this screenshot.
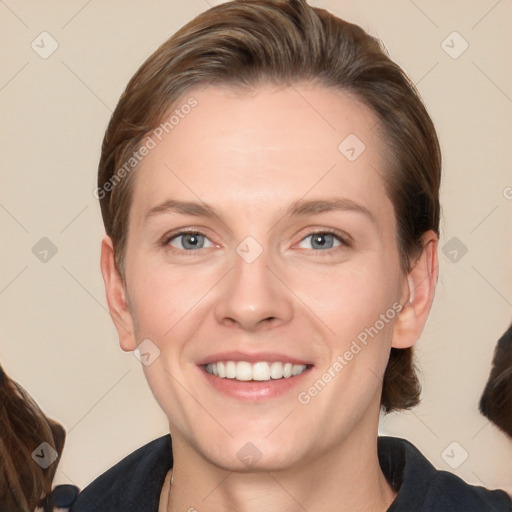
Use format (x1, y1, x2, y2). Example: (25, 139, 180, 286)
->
(164, 422, 396, 512)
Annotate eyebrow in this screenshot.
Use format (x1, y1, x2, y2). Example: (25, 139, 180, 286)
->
(145, 198, 376, 225)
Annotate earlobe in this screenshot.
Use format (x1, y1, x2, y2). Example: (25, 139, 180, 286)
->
(100, 236, 137, 352)
(392, 231, 439, 349)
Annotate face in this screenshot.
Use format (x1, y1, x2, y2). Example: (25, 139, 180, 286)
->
(108, 84, 415, 472)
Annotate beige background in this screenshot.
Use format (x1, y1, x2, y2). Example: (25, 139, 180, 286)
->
(1, 0, 511, 496)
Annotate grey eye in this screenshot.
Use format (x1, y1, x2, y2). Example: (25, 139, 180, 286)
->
(298, 232, 343, 251)
(169, 232, 213, 250)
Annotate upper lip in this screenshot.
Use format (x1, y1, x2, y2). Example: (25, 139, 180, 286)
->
(196, 351, 313, 366)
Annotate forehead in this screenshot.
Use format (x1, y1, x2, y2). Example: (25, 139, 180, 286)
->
(130, 83, 392, 226)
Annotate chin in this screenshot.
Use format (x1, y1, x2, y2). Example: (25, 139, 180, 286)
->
(205, 437, 305, 473)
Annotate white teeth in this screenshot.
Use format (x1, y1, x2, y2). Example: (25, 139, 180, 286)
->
(252, 362, 270, 381)
(292, 364, 304, 376)
(225, 361, 236, 379)
(269, 362, 283, 379)
(236, 361, 252, 381)
(205, 360, 308, 381)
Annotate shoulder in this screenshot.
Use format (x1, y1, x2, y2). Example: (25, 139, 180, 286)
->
(378, 436, 512, 512)
(70, 434, 172, 512)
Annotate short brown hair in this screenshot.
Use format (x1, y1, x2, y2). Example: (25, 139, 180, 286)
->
(97, 0, 441, 412)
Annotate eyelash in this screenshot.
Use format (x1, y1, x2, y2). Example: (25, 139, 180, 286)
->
(161, 228, 351, 256)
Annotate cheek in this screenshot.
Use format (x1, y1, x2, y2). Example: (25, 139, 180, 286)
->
(126, 262, 214, 427)
(126, 259, 214, 342)
(289, 256, 401, 343)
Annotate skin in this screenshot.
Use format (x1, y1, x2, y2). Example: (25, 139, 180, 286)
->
(101, 84, 438, 512)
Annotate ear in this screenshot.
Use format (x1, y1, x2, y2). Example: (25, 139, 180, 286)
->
(100, 236, 137, 352)
(392, 230, 439, 349)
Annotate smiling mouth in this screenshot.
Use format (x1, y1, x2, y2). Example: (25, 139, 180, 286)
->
(204, 361, 311, 382)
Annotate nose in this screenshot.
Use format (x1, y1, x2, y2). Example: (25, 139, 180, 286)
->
(214, 244, 294, 331)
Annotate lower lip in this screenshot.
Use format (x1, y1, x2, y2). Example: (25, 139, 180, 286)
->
(200, 366, 312, 401)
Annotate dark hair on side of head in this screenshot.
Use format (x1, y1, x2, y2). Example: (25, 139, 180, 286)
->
(97, 0, 441, 412)
(0, 364, 65, 512)
(479, 324, 512, 438)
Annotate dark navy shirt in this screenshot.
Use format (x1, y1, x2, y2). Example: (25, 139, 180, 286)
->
(70, 435, 512, 511)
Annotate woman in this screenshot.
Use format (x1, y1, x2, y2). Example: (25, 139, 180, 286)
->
(72, 1, 512, 510)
